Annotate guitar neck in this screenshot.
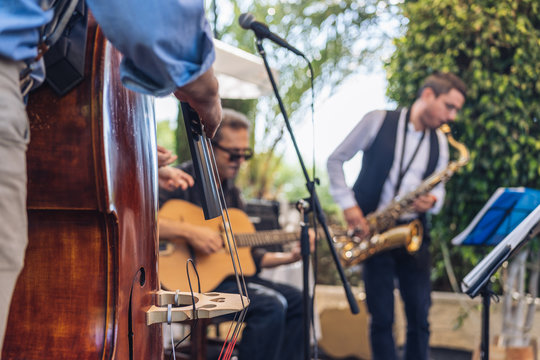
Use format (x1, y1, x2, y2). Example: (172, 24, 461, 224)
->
(234, 230, 299, 248)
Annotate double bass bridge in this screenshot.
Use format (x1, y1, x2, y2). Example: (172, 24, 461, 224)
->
(146, 290, 249, 325)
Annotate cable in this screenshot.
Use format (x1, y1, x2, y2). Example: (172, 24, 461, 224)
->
(128, 268, 145, 360)
(168, 259, 201, 360)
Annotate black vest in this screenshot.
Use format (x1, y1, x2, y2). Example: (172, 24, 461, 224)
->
(352, 109, 440, 215)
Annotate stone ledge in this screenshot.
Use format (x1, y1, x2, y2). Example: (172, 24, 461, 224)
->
(315, 285, 540, 358)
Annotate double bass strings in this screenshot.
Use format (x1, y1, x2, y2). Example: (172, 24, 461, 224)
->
(204, 136, 250, 360)
(206, 136, 249, 300)
(176, 102, 248, 359)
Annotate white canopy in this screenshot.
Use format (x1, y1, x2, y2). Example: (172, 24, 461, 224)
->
(213, 39, 277, 99)
(154, 40, 275, 122)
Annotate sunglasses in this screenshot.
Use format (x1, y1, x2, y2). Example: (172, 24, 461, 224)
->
(212, 141, 254, 161)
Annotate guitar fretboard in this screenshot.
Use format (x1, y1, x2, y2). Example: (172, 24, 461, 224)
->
(234, 230, 299, 247)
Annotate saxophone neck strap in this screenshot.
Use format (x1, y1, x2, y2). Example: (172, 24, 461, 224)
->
(394, 109, 426, 196)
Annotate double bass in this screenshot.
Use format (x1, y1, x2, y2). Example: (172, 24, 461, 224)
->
(3, 10, 249, 358)
(3, 16, 161, 359)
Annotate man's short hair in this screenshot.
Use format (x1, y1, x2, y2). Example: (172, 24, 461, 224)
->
(213, 108, 250, 143)
(418, 72, 467, 99)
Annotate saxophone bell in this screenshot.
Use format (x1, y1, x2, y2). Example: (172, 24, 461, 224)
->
(404, 219, 423, 253)
(336, 219, 424, 267)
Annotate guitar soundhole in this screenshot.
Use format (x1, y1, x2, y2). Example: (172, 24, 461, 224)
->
(200, 304, 217, 308)
(211, 297, 226, 303)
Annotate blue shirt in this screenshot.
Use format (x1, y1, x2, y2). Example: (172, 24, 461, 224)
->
(0, 0, 215, 96)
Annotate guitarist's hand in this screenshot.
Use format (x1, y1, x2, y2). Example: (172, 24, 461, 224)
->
(260, 229, 316, 267)
(158, 166, 194, 191)
(157, 145, 177, 167)
(186, 226, 223, 255)
(289, 229, 316, 261)
(289, 243, 303, 263)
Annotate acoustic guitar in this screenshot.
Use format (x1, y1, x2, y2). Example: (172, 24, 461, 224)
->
(158, 199, 301, 293)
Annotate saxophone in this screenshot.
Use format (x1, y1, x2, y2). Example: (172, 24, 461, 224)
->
(336, 124, 469, 267)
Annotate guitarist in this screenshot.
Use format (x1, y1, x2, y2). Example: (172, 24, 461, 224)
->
(159, 108, 309, 360)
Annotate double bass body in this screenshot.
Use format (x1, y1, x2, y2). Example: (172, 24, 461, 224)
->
(2, 18, 162, 359)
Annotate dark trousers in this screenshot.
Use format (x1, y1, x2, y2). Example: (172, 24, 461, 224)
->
(214, 276, 304, 360)
(363, 242, 432, 360)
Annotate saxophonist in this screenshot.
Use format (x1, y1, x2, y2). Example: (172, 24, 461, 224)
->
(327, 72, 467, 360)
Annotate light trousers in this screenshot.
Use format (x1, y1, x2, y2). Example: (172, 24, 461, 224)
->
(0, 56, 29, 352)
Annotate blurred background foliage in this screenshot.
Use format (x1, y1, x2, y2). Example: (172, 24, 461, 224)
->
(157, 0, 540, 290)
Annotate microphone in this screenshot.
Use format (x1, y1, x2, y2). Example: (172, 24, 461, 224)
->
(238, 13, 304, 56)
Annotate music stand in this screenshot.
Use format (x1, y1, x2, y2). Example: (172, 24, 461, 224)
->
(452, 187, 540, 360)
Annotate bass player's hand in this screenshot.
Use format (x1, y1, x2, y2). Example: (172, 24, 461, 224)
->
(173, 67, 221, 138)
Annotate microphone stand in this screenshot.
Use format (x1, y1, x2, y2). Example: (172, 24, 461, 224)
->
(297, 199, 313, 360)
(254, 37, 360, 360)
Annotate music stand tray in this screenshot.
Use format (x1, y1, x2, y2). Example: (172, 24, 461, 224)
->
(452, 187, 540, 247)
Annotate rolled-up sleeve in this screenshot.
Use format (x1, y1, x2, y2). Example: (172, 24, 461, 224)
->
(86, 0, 215, 96)
(0, 0, 53, 61)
